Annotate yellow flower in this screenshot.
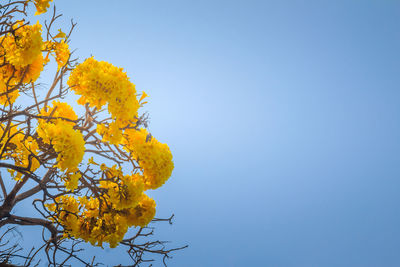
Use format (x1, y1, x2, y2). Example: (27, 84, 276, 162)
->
(139, 91, 148, 104)
(0, 80, 19, 106)
(39, 100, 78, 124)
(54, 40, 70, 69)
(123, 128, 174, 190)
(3, 21, 43, 68)
(51, 195, 126, 248)
(100, 172, 144, 210)
(67, 57, 139, 127)
(51, 196, 81, 234)
(49, 189, 156, 247)
(22, 53, 44, 83)
(0, 124, 40, 180)
(0, 53, 44, 105)
(88, 157, 98, 166)
(64, 172, 81, 191)
(126, 194, 156, 227)
(33, 0, 54, 15)
(41, 39, 70, 69)
(37, 102, 85, 173)
(96, 121, 123, 144)
(37, 122, 85, 172)
(0, 35, 44, 105)
(53, 29, 66, 39)
(100, 163, 107, 171)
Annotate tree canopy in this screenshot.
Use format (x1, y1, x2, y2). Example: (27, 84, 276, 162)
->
(0, 0, 185, 265)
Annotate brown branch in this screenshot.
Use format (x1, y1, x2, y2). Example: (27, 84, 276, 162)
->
(0, 172, 7, 197)
(15, 168, 56, 203)
(0, 215, 58, 242)
(0, 174, 30, 219)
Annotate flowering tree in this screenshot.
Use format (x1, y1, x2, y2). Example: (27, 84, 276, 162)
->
(0, 0, 185, 265)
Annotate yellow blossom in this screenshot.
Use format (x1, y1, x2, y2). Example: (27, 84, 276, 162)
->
(0, 124, 40, 180)
(39, 100, 78, 124)
(0, 47, 44, 105)
(64, 171, 81, 191)
(33, 0, 54, 15)
(54, 40, 70, 69)
(126, 194, 156, 227)
(139, 91, 148, 103)
(53, 29, 66, 39)
(2, 21, 43, 68)
(67, 57, 139, 126)
(124, 128, 174, 190)
(36, 102, 84, 173)
(42, 39, 70, 69)
(100, 172, 144, 210)
(88, 157, 98, 165)
(96, 121, 123, 144)
(0, 81, 19, 106)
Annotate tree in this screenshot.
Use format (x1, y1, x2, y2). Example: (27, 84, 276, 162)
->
(0, 0, 186, 265)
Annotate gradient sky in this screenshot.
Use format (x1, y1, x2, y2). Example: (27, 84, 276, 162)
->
(13, 0, 400, 266)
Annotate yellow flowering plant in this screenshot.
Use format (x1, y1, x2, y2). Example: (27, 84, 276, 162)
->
(0, 1, 185, 265)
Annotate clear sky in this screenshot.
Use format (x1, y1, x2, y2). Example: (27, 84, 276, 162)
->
(17, 0, 400, 266)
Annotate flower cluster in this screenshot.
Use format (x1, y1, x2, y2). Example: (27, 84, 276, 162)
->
(45, 62, 173, 247)
(36, 101, 85, 176)
(0, 1, 175, 252)
(67, 57, 140, 144)
(38, 100, 78, 123)
(0, 22, 44, 105)
(33, 0, 54, 15)
(99, 165, 145, 210)
(48, 192, 156, 248)
(2, 21, 43, 68)
(0, 124, 40, 180)
(67, 57, 139, 120)
(96, 121, 124, 145)
(124, 128, 174, 190)
(44, 39, 70, 69)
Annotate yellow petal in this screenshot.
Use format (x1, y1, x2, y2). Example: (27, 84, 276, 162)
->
(53, 29, 67, 39)
(88, 157, 99, 165)
(139, 91, 148, 103)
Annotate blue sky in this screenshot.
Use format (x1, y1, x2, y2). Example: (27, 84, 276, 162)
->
(17, 0, 400, 266)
